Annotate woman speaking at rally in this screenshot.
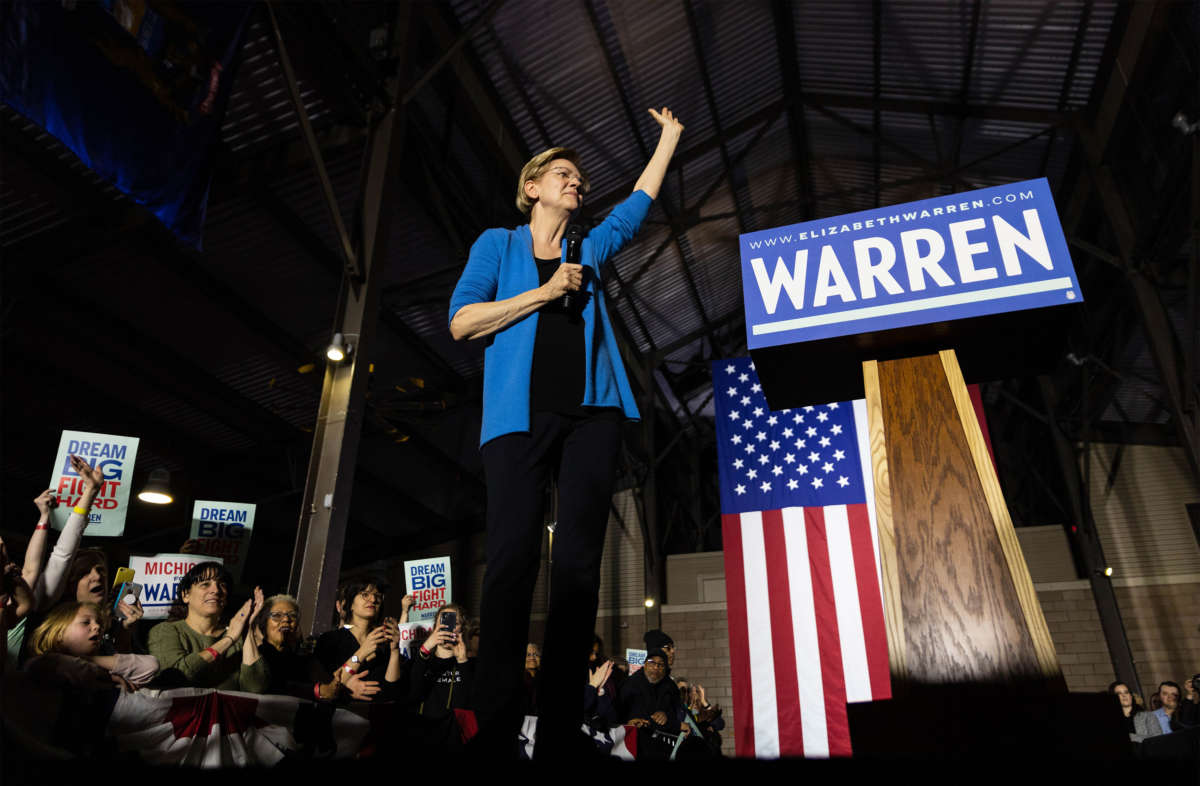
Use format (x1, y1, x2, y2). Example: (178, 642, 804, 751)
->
(449, 107, 683, 758)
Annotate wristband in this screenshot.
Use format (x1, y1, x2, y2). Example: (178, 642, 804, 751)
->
(203, 647, 219, 659)
(419, 644, 431, 656)
(343, 664, 356, 674)
(314, 682, 322, 700)
(73, 506, 88, 516)
(35, 523, 49, 531)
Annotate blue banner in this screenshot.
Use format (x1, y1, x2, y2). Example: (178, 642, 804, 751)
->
(739, 178, 1081, 350)
(0, 0, 253, 249)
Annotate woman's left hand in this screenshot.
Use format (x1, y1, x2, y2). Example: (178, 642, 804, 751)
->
(247, 586, 265, 627)
(589, 659, 613, 690)
(118, 598, 144, 630)
(648, 107, 684, 138)
(452, 629, 468, 663)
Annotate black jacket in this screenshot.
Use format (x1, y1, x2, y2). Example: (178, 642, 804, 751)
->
(618, 668, 681, 733)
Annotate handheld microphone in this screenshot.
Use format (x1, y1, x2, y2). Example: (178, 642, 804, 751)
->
(560, 223, 584, 314)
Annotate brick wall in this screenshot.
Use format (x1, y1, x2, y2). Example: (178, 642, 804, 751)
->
(1038, 577, 1200, 696)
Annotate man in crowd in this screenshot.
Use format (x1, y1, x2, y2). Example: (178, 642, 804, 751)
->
(644, 629, 674, 668)
(619, 648, 680, 733)
(1134, 681, 1184, 737)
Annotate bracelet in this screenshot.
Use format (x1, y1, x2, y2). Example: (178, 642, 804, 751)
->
(203, 647, 219, 659)
(342, 664, 356, 674)
(419, 644, 431, 656)
(35, 523, 48, 531)
(313, 682, 322, 701)
(73, 505, 88, 516)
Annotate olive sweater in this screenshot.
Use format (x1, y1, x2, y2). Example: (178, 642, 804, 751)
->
(147, 619, 269, 693)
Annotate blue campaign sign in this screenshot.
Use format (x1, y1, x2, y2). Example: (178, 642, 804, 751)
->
(739, 178, 1081, 350)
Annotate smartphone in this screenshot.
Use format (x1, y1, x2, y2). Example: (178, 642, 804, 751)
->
(112, 582, 142, 621)
(112, 567, 135, 588)
(440, 610, 457, 632)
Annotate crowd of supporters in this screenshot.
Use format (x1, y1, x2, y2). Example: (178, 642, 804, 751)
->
(0, 454, 726, 762)
(4, 454, 1199, 763)
(1110, 677, 1200, 740)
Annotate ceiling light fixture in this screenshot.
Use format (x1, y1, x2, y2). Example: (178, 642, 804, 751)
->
(137, 469, 174, 504)
(326, 333, 352, 362)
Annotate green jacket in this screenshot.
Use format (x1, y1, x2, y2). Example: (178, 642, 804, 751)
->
(148, 619, 269, 693)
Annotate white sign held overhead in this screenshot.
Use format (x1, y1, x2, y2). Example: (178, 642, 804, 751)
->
(184, 500, 256, 582)
(48, 430, 140, 538)
(403, 557, 452, 624)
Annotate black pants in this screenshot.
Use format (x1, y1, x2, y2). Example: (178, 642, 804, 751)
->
(474, 410, 622, 756)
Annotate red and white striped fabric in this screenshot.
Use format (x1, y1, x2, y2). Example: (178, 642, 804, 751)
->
(108, 687, 370, 766)
(713, 357, 890, 758)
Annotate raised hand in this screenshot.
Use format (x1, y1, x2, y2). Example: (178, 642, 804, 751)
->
(452, 628, 468, 663)
(226, 599, 254, 641)
(648, 106, 684, 138)
(33, 489, 55, 516)
(247, 587, 266, 626)
(589, 659, 613, 690)
(117, 598, 145, 630)
(423, 627, 455, 652)
(69, 455, 104, 489)
(382, 617, 401, 651)
(356, 625, 389, 660)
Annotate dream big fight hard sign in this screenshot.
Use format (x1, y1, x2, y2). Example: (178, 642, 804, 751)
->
(49, 430, 140, 537)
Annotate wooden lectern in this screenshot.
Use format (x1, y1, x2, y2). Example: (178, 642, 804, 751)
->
(742, 180, 1127, 757)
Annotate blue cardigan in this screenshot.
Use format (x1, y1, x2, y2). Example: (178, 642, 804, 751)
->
(450, 190, 653, 446)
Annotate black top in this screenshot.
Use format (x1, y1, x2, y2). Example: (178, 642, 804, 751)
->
(314, 627, 394, 686)
(409, 652, 475, 718)
(618, 668, 682, 733)
(530, 256, 587, 414)
(260, 641, 323, 699)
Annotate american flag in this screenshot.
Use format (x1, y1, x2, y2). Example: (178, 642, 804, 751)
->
(713, 357, 891, 758)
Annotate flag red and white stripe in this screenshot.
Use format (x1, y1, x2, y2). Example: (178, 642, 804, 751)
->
(713, 356, 891, 758)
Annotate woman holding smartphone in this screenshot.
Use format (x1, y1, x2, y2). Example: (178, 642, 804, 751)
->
(409, 603, 472, 719)
(314, 576, 404, 701)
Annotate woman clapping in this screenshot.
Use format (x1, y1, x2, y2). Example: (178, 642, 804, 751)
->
(147, 562, 269, 692)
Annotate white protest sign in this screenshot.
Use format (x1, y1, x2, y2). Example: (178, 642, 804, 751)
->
(184, 500, 256, 582)
(403, 557, 452, 623)
(626, 648, 647, 674)
(396, 621, 431, 657)
(129, 553, 224, 620)
(48, 430, 140, 537)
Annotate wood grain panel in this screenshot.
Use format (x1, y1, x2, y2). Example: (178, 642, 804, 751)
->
(877, 354, 1042, 682)
(862, 360, 907, 681)
(940, 350, 1062, 679)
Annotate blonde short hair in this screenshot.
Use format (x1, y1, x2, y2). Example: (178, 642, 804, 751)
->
(515, 147, 590, 216)
(29, 602, 104, 655)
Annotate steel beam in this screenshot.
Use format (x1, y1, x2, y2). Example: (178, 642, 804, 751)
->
(583, 0, 720, 355)
(289, 19, 412, 631)
(770, 0, 815, 218)
(683, 0, 754, 233)
(1039, 377, 1141, 698)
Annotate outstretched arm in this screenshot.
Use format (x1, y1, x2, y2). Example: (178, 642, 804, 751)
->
(632, 108, 684, 199)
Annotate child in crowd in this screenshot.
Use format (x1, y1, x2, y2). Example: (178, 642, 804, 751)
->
(25, 602, 158, 691)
